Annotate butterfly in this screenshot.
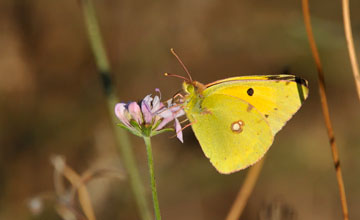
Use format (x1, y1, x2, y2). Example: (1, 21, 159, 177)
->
(169, 50, 309, 174)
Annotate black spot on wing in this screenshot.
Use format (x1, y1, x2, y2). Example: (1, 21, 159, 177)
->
(247, 88, 254, 96)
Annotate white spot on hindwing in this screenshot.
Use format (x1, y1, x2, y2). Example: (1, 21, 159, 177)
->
(231, 120, 244, 133)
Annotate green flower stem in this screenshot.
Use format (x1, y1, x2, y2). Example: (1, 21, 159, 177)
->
(143, 136, 161, 220)
(80, 1, 151, 220)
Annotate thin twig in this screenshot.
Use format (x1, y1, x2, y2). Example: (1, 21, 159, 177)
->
(79, 0, 152, 219)
(226, 158, 265, 220)
(302, 1, 349, 219)
(342, 0, 360, 100)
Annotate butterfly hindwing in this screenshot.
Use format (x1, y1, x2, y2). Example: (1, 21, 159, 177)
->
(189, 93, 273, 174)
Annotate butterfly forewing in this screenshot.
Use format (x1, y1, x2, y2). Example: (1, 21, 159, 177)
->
(203, 75, 309, 135)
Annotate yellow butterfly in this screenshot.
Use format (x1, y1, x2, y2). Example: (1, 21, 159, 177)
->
(169, 50, 309, 174)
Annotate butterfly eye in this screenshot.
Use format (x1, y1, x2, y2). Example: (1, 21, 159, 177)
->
(185, 84, 194, 93)
(231, 120, 245, 133)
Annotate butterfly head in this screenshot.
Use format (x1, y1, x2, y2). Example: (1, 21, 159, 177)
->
(183, 80, 206, 96)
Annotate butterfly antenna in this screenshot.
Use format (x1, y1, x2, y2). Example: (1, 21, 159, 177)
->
(164, 73, 189, 82)
(170, 48, 193, 82)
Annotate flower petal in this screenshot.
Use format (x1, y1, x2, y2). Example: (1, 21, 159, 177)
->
(151, 88, 163, 112)
(157, 108, 173, 119)
(155, 99, 185, 131)
(168, 104, 185, 118)
(152, 95, 163, 113)
(175, 118, 183, 143)
(174, 108, 185, 118)
(115, 103, 131, 127)
(141, 95, 153, 124)
(143, 94, 153, 106)
(155, 88, 161, 97)
(128, 102, 143, 124)
(156, 116, 172, 130)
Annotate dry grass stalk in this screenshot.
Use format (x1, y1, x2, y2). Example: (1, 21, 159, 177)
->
(226, 158, 265, 220)
(342, 0, 360, 100)
(301, 0, 349, 219)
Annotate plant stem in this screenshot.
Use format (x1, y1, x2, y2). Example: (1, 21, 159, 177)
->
(79, 1, 151, 219)
(226, 158, 265, 220)
(302, 0, 349, 219)
(342, 0, 360, 101)
(143, 136, 161, 220)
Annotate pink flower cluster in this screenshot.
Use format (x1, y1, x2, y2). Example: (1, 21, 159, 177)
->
(115, 89, 185, 142)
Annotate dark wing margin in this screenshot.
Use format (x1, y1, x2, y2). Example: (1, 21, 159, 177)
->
(265, 75, 308, 88)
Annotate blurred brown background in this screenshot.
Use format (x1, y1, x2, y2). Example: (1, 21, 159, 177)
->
(1, 0, 360, 219)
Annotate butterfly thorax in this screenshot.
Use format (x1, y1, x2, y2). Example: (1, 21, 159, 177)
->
(182, 81, 207, 120)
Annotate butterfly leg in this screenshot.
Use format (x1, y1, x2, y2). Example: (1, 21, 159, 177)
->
(173, 93, 184, 99)
(169, 119, 196, 139)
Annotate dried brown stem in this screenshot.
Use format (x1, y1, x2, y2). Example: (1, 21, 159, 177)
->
(226, 158, 265, 220)
(302, 0, 349, 219)
(51, 155, 96, 220)
(342, 0, 360, 100)
(63, 165, 96, 220)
